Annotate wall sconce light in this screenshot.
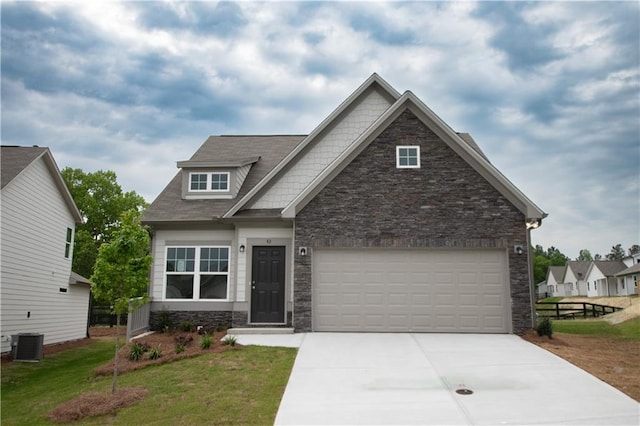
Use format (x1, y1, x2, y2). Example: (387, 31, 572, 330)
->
(239, 244, 245, 253)
(299, 246, 307, 256)
(526, 219, 541, 229)
(514, 245, 524, 255)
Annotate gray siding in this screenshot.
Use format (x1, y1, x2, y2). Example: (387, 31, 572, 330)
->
(1, 157, 89, 353)
(294, 110, 532, 334)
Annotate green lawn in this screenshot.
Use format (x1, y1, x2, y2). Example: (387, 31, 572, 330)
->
(1, 339, 297, 425)
(552, 317, 640, 340)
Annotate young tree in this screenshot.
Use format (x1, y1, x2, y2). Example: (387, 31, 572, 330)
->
(577, 249, 593, 261)
(91, 210, 152, 394)
(61, 168, 148, 279)
(606, 243, 626, 261)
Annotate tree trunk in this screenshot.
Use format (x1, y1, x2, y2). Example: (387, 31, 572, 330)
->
(112, 313, 120, 394)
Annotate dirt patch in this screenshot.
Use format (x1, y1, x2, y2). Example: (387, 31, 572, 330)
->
(522, 330, 640, 402)
(46, 387, 148, 423)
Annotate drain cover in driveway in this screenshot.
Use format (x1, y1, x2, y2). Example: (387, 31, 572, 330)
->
(456, 388, 474, 395)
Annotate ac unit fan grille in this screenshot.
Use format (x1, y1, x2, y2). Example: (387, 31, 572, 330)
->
(12, 333, 44, 362)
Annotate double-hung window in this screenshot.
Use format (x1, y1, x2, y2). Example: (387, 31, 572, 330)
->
(396, 146, 420, 168)
(189, 172, 229, 192)
(165, 246, 229, 300)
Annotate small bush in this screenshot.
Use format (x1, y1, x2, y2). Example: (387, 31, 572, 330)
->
(175, 343, 186, 354)
(129, 342, 149, 361)
(148, 345, 162, 360)
(536, 317, 553, 338)
(178, 320, 195, 332)
(200, 333, 213, 349)
(222, 335, 237, 347)
(158, 307, 172, 332)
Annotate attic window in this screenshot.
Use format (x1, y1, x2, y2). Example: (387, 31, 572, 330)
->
(189, 172, 229, 192)
(396, 146, 420, 168)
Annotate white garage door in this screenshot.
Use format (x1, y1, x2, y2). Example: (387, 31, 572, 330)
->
(313, 249, 510, 333)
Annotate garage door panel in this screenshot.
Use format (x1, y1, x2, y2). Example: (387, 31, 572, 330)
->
(313, 249, 509, 333)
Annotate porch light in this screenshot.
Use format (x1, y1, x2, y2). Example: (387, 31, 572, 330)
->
(239, 244, 245, 253)
(526, 219, 541, 229)
(299, 247, 307, 256)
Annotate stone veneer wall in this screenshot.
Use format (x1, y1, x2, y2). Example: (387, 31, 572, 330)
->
(294, 109, 532, 334)
(149, 310, 233, 331)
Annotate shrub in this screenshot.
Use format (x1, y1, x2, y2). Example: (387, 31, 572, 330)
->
(148, 345, 162, 360)
(222, 335, 237, 347)
(178, 320, 195, 332)
(129, 342, 149, 361)
(158, 307, 172, 332)
(174, 333, 193, 354)
(175, 343, 186, 354)
(200, 333, 213, 349)
(536, 317, 553, 338)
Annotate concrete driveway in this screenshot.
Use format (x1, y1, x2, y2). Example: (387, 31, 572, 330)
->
(255, 333, 639, 425)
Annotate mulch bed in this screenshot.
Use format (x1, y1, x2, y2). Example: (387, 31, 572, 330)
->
(46, 387, 148, 423)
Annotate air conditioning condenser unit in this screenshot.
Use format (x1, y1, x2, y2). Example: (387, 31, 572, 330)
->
(11, 333, 44, 362)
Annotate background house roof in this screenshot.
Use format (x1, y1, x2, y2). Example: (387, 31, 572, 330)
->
(591, 260, 627, 277)
(565, 260, 591, 280)
(1, 145, 82, 223)
(142, 135, 305, 223)
(615, 263, 640, 277)
(548, 266, 566, 282)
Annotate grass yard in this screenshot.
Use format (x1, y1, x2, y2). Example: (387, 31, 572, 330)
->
(552, 317, 640, 339)
(1, 339, 297, 425)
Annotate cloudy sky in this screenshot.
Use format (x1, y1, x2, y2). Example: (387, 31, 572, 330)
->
(2, 1, 638, 259)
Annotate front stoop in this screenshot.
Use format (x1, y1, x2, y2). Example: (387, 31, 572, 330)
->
(227, 327, 294, 335)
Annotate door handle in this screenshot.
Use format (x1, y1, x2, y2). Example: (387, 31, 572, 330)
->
(252, 285, 256, 290)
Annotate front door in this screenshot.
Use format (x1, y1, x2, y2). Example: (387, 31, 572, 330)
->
(251, 246, 286, 323)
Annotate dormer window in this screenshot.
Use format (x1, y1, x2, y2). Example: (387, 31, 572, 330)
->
(189, 172, 230, 192)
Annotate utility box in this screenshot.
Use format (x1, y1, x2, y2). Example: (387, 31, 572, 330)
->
(10, 333, 44, 362)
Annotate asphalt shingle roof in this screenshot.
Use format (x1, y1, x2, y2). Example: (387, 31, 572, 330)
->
(592, 260, 627, 277)
(1, 146, 48, 189)
(615, 263, 640, 277)
(566, 260, 591, 279)
(142, 135, 306, 223)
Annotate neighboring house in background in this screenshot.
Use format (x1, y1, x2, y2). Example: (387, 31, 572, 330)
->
(614, 264, 639, 296)
(0, 146, 90, 354)
(584, 260, 628, 297)
(544, 266, 567, 297)
(142, 74, 546, 335)
(562, 261, 591, 297)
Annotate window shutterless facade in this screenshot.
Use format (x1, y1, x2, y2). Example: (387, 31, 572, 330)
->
(396, 146, 420, 168)
(165, 246, 230, 300)
(189, 172, 230, 192)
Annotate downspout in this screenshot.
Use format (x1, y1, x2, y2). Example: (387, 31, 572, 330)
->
(526, 218, 542, 329)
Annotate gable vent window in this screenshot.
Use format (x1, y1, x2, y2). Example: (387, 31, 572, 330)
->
(64, 228, 73, 259)
(189, 172, 230, 192)
(396, 146, 420, 168)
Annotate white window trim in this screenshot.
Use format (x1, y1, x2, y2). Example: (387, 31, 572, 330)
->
(188, 172, 230, 192)
(64, 227, 73, 259)
(164, 245, 230, 301)
(396, 146, 421, 168)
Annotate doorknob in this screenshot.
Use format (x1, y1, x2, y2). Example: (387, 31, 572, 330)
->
(252, 285, 256, 290)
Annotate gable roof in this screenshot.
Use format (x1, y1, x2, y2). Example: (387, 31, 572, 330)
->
(142, 135, 305, 223)
(223, 73, 401, 218)
(547, 266, 566, 282)
(280, 89, 546, 220)
(564, 260, 591, 280)
(588, 260, 627, 278)
(1, 146, 82, 223)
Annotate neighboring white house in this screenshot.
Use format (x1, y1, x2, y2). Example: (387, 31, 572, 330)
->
(1, 146, 89, 354)
(614, 254, 640, 296)
(562, 261, 590, 297)
(584, 260, 627, 298)
(545, 266, 566, 297)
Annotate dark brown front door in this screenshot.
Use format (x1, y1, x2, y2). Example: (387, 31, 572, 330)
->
(251, 246, 285, 323)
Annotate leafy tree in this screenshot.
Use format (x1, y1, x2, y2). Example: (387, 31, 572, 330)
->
(606, 243, 626, 261)
(629, 245, 640, 256)
(594, 253, 602, 260)
(91, 210, 152, 394)
(61, 168, 147, 280)
(577, 249, 593, 261)
(533, 245, 569, 284)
